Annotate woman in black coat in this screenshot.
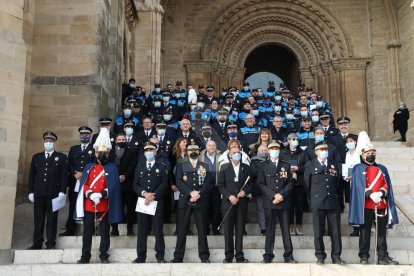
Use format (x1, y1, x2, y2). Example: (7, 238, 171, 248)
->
(393, 101, 410, 142)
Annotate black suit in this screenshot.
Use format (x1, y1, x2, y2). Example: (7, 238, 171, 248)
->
(304, 158, 342, 262)
(217, 162, 252, 261)
(109, 145, 138, 232)
(173, 160, 213, 262)
(133, 161, 168, 262)
(257, 159, 294, 262)
(28, 151, 67, 248)
(64, 144, 95, 234)
(136, 128, 156, 143)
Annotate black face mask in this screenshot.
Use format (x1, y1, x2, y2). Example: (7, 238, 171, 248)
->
(195, 113, 202, 119)
(189, 152, 199, 159)
(202, 131, 212, 138)
(365, 155, 376, 164)
(117, 142, 126, 148)
(97, 153, 108, 165)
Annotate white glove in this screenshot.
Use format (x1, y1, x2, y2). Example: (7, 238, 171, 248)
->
(90, 193, 102, 201)
(92, 197, 100, 205)
(58, 192, 65, 197)
(28, 193, 34, 203)
(369, 192, 382, 204)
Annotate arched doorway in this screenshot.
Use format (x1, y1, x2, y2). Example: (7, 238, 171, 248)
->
(244, 44, 300, 91)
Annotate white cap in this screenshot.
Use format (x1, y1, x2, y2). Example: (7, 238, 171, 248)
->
(356, 131, 375, 155)
(93, 127, 112, 152)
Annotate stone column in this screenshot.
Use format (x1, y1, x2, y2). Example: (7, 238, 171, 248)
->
(300, 68, 315, 89)
(134, 0, 163, 91)
(0, 0, 27, 262)
(185, 61, 215, 89)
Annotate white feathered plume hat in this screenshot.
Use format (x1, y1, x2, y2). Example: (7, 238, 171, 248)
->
(93, 127, 112, 152)
(355, 131, 375, 155)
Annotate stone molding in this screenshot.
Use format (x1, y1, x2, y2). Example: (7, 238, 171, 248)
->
(31, 75, 100, 85)
(124, 0, 139, 30)
(135, 0, 164, 13)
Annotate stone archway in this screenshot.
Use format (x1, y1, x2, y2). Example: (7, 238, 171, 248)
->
(185, 0, 370, 132)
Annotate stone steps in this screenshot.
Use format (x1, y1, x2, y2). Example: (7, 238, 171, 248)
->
(13, 248, 413, 265)
(2, 263, 414, 276)
(55, 236, 414, 250)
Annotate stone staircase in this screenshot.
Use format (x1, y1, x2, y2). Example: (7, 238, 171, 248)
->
(4, 142, 414, 275)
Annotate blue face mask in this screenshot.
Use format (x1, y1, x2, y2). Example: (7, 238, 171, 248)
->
(232, 152, 241, 161)
(315, 135, 325, 143)
(154, 102, 161, 108)
(144, 151, 155, 160)
(316, 101, 323, 107)
(228, 131, 237, 138)
(125, 128, 134, 136)
(252, 110, 259, 117)
(346, 142, 356, 150)
(300, 111, 308, 117)
(174, 93, 181, 98)
(44, 142, 54, 151)
(124, 109, 132, 117)
(275, 96, 282, 101)
(311, 115, 319, 123)
(163, 114, 172, 121)
(157, 129, 166, 136)
(269, 150, 280, 159)
(162, 97, 170, 102)
(291, 140, 299, 147)
(286, 114, 294, 120)
(319, 151, 328, 160)
(274, 106, 282, 112)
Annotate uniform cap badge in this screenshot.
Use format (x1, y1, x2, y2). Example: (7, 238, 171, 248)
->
(183, 175, 188, 181)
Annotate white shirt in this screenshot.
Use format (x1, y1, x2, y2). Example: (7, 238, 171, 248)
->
(147, 160, 155, 169)
(345, 150, 361, 166)
(188, 89, 197, 104)
(232, 162, 240, 181)
(318, 158, 327, 167)
(207, 153, 216, 165)
(270, 158, 278, 168)
(45, 150, 54, 159)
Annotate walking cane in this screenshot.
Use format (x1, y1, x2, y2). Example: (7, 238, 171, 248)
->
(217, 176, 250, 231)
(374, 204, 378, 265)
(94, 203, 98, 264)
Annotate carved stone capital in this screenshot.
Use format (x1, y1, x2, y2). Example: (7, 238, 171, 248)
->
(135, 0, 164, 13)
(387, 39, 402, 49)
(185, 61, 217, 73)
(339, 58, 370, 70)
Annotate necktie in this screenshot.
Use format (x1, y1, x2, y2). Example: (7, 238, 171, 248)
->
(46, 153, 50, 159)
(321, 162, 327, 173)
(324, 127, 327, 132)
(127, 138, 131, 143)
(81, 146, 86, 152)
(146, 131, 149, 138)
(274, 162, 278, 168)
(221, 123, 224, 129)
(184, 134, 188, 138)
(160, 137, 163, 143)
(148, 163, 152, 170)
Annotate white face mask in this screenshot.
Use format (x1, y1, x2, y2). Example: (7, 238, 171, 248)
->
(44, 142, 54, 151)
(124, 109, 132, 117)
(155, 88, 161, 93)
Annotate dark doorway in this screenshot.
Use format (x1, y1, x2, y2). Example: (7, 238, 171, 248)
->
(244, 44, 300, 91)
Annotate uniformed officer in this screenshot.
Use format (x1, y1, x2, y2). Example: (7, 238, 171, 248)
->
(257, 141, 296, 263)
(304, 141, 345, 265)
(92, 118, 115, 145)
(60, 126, 95, 236)
(132, 142, 169, 263)
(171, 143, 213, 263)
(27, 131, 68, 249)
(217, 145, 252, 263)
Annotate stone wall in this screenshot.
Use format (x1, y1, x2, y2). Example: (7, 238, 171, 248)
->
(0, 0, 27, 252)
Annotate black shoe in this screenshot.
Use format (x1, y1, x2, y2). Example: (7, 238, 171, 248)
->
(111, 229, 119, 236)
(76, 259, 89, 264)
(261, 259, 271, 264)
(170, 259, 183, 263)
(27, 245, 42, 250)
(284, 259, 298, 264)
(127, 230, 135, 236)
(59, 231, 75, 237)
(201, 259, 210, 263)
(101, 259, 109, 264)
(223, 258, 232, 263)
(332, 258, 346, 265)
(132, 258, 145, 263)
(260, 229, 266, 236)
(360, 257, 368, 264)
(378, 256, 399, 265)
(157, 259, 166, 263)
(316, 259, 325, 265)
(350, 228, 359, 237)
(236, 258, 249, 263)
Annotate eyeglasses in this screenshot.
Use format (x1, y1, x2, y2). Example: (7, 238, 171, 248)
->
(274, 120, 282, 123)
(290, 138, 298, 141)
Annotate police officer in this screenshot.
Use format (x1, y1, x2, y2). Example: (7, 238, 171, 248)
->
(60, 126, 95, 236)
(257, 141, 296, 264)
(171, 143, 213, 263)
(92, 118, 115, 145)
(132, 142, 169, 263)
(28, 131, 68, 249)
(217, 145, 252, 263)
(304, 141, 345, 265)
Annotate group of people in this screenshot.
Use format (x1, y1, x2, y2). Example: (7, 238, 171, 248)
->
(27, 79, 400, 265)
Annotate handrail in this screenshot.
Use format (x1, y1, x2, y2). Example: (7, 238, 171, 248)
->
(395, 199, 414, 225)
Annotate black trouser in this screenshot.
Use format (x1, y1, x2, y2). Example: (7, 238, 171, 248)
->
(223, 198, 247, 261)
(398, 128, 407, 142)
(359, 208, 388, 260)
(173, 207, 210, 261)
(163, 190, 172, 223)
(263, 208, 294, 261)
(136, 206, 165, 261)
(64, 186, 78, 234)
(209, 186, 221, 233)
(81, 211, 110, 261)
(312, 209, 342, 261)
(288, 185, 306, 225)
(33, 196, 58, 248)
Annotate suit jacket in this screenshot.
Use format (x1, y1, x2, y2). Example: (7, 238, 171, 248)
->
(257, 159, 293, 209)
(217, 162, 252, 210)
(136, 128, 156, 143)
(133, 161, 168, 203)
(175, 160, 213, 208)
(67, 144, 95, 189)
(109, 146, 137, 191)
(29, 151, 68, 197)
(304, 158, 340, 210)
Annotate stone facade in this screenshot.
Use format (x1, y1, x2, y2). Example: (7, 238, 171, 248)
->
(0, 0, 413, 259)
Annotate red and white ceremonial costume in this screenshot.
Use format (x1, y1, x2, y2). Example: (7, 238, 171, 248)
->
(364, 166, 388, 210)
(83, 164, 108, 212)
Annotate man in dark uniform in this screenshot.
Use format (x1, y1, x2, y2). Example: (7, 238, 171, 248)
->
(132, 142, 169, 263)
(217, 145, 252, 263)
(92, 118, 115, 145)
(60, 126, 95, 236)
(136, 117, 156, 143)
(211, 109, 231, 151)
(257, 141, 296, 264)
(304, 141, 345, 265)
(171, 143, 213, 263)
(27, 131, 68, 249)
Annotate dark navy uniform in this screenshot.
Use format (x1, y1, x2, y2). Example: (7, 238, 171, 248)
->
(132, 161, 168, 262)
(304, 158, 342, 263)
(172, 160, 213, 262)
(28, 150, 68, 249)
(257, 159, 295, 262)
(62, 143, 95, 235)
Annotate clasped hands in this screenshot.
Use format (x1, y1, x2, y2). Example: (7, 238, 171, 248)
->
(189, 191, 201, 202)
(90, 192, 102, 205)
(229, 190, 246, 205)
(272, 193, 284, 205)
(144, 192, 156, 205)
